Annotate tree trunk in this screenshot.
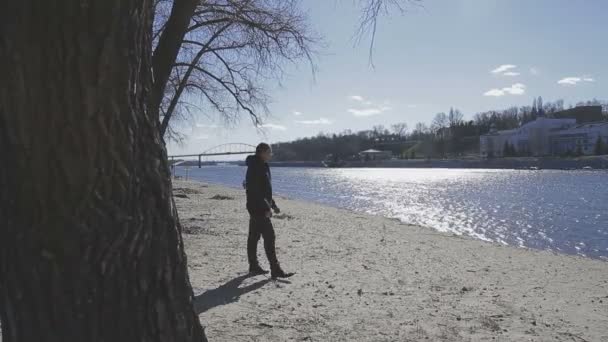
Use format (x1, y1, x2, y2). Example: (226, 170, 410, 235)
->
(0, 1, 207, 341)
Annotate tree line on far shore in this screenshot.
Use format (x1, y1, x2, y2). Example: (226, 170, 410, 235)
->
(272, 98, 608, 161)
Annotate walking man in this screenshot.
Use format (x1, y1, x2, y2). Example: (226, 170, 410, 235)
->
(244, 143, 294, 279)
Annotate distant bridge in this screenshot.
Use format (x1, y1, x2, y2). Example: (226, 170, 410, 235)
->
(169, 143, 256, 168)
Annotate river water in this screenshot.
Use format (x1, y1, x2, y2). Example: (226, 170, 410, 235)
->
(176, 166, 608, 260)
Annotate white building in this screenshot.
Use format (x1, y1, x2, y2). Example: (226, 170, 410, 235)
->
(480, 117, 608, 157)
(359, 149, 392, 160)
(550, 121, 608, 155)
(479, 128, 517, 158)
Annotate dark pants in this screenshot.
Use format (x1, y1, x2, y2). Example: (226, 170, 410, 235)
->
(247, 215, 279, 270)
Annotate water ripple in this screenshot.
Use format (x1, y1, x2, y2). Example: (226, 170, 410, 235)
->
(180, 166, 608, 260)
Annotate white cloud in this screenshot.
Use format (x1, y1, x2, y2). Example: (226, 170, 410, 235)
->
(347, 95, 392, 117)
(557, 76, 595, 86)
(293, 111, 302, 116)
(194, 134, 210, 140)
(295, 118, 333, 125)
(195, 123, 219, 128)
(348, 105, 392, 117)
(530, 67, 539, 75)
(483, 83, 526, 97)
(491, 64, 517, 74)
(506, 83, 526, 95)
(348, 108, 382, 116)
(483, 89, 505, 97)
(558, 77, 581, 85)
(407, 104, 417, 108)
(260, 123, 287, 131)
(491, 65, 521, 77)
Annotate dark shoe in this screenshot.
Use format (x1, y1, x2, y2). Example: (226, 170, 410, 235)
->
(249, 265, 269, 275)
(271, 268, 295, 279)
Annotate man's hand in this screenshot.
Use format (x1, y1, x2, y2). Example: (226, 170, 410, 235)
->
(272, 206, 281, 214)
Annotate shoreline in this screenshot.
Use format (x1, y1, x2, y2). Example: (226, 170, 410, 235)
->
(175, 180, 608, 341)
(176, 176, 607, 262)
(173, 155, 608, 170)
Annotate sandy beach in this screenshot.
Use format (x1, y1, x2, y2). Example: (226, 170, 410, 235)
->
(173, 180, 608, 341)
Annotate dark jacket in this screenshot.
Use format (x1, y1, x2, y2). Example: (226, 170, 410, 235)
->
(245, 155, 276, 216)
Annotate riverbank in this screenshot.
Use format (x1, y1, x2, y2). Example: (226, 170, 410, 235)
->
(266, 155, 608, 170)
(172, 155, 608, 170)
(339, 155, 608, 170)
(174, 180, 608, 342)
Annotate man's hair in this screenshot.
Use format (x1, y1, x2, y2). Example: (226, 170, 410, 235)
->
(256, 143, 271, 154)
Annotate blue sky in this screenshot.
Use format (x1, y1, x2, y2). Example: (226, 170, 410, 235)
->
(168, 0, 607, 156)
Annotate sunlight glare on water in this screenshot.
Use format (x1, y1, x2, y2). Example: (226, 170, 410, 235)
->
(181, 166, 608, 260)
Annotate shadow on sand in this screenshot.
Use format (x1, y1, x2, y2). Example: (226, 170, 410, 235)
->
(193, 274, 272, 314)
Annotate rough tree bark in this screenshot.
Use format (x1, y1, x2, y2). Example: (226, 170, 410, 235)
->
(0, 1, 207, 341)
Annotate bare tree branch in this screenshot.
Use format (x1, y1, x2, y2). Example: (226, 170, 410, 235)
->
(151, 0, 199, 129)
(160, 23, 233, 135)
(355, 0, 423, 67)
(154, 0, 319, 143)
(175, 62, 264, 126)
(155, 0, 418, 143)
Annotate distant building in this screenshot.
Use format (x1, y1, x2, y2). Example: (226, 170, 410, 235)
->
(511, 117, 577, 156)
(480, 127, 519, 158)
(550, 122, 608, 155)
(480, 116, 608, 158)
(359, 149, 392, 160)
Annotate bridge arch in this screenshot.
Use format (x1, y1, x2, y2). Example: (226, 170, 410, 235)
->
(169, 143, 257, 168)
(199, 143, 257, 156)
